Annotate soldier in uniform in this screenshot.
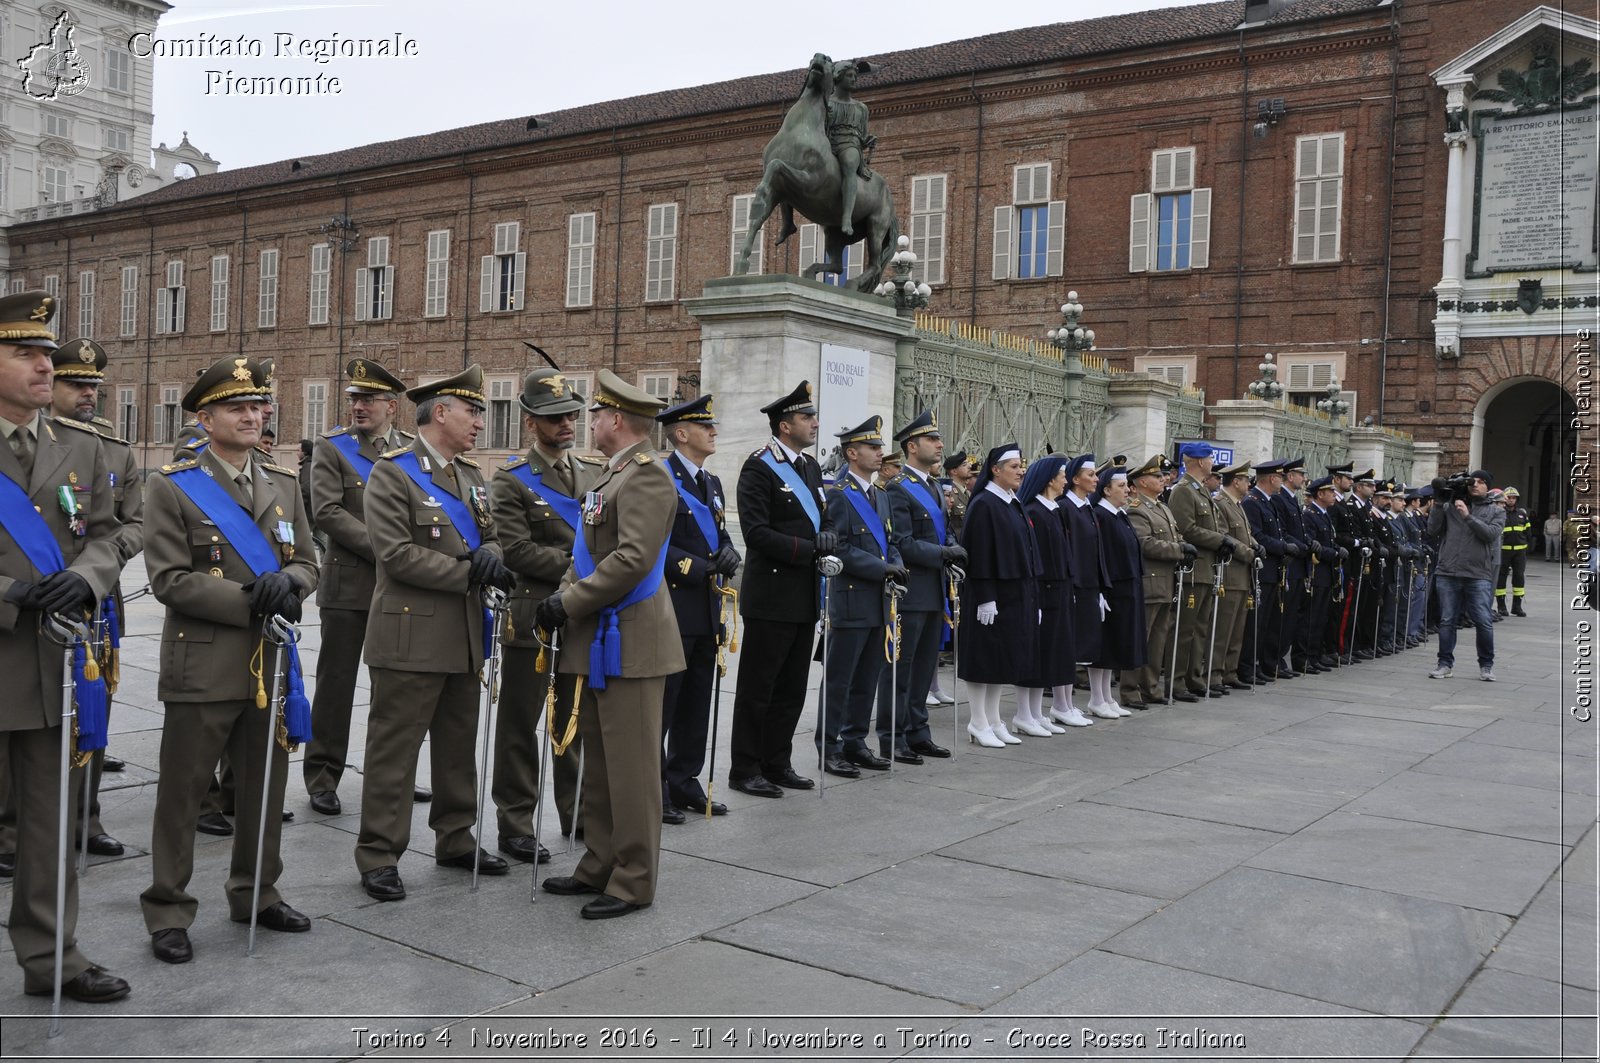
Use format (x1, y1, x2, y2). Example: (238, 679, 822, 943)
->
(1167, 442, 1239, 700)
(303, 357, 420, 817)
(1272, 458, 1312, 675)
(534, 370, 683, 919)
(1213, 462, 1260, 690)
(354, 366, 514, 902)
(942, 451, 976, 545)
(881, 410, 959, 761)
(1125, 455, 1193, 707)
(140, 356, 318, 964)
(816, 416, 905, 776)
(1300, 477, 1346, 670)
(655, 393, 740, 822)
(1240, 459, 1287, 685)
(1347, 470, 1393, 658)
(727, 382, 835, 798)
(490, 369, 593, 856)
(0, 292, 131, 1001)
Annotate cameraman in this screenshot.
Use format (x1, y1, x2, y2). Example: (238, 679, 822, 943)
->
(1427, 470, 1506, 681)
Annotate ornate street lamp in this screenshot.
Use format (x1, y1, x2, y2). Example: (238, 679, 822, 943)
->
(1246, 352, 1284, 401)
(873, 236, 932, 312)
(1316, 378, 1350, 418)
(1046, 291, 1096, 353)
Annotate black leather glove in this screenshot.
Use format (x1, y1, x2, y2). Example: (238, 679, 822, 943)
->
(277, 592, 304, 624)
(1309, 539, 1323, 555)
(1289, 542, 1306, 558)
(940, 544, 968, 566)
(712, 543, 742, 577)
(37, 571, 94, 615)
(1179, 542, 1198, 562)
(534, 593, 567, 631)
(814, 531, 839, 555)
(1215, 538, 1236, 562)
(1337, 546, 1350, 560)
(465, 548, 514, 592)
(884, 564, 910, 583)
(248, 571, 298, 618)
(4, 580, 42, 610)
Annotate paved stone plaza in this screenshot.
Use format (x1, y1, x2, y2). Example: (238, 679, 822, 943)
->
(1, 560, 1595, 1060)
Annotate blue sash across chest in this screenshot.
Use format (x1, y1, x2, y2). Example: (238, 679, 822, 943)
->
(901, 475, 946, 545)
(327, 433, 377, 482)
(570, 493, 670, 690)
(392, 452, 482, 550)
(508, 464, 581, 532)
(838, 481, 888, 556)
(671, 468, 721, 552)
(759, 450, 820, 531)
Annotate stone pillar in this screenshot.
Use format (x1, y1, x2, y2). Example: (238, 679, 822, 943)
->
(1106, 374, 1179, 463)
(684, 276, 910, 518)
(1344, 427, 1388, 478)
(1207, 399, 1282, 462)
(1431, 82, 1473, 358)
(1412, 441, 1444, 484)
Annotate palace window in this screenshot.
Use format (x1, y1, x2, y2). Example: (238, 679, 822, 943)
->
(480, 222, 525, 312)
(1129, 148, 1211, 272)
(566, 213, 596, 308)
(1294, 133, 1344, 264)
(355, 236, 393, 321)
(424, 229, 450, 318)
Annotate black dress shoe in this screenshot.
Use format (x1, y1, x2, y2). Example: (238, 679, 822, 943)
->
(886, 747, 924, 765)
(730, 775, 784, 798)
(541, 874, 600, 896)
(763, 768, 815, 790)
(196, 812, 233, 836)
(581, 894, 648, 920)
(0, 851, 12, 877)
(498, 835, 553, 863)
(28, 965, 133, 1001)
(436, 848, 509, 875)
(101, 755, 125, 773)
(1319, 655, 1339, 668)
(1354, 650, 1374, 661)
(85, 833, 124, 856)
(661, 806, 686, 825)
(823, 755, 860, 778)
(1122, 696, 1149, 709)
(1171, 691, 1199, 703)
(361, 866, 406, 901)
(309, 790, 341, 816)
(151, 927, 193, 964)
(677, 796, 728, 816)
(413, 785, 432, 803)
(1208, 686, 1229, 697)
(282, 810, 294, 822)
(1226, 679, 1252, 691)
(909, 740, 951, 758)
(844, 748, 890, 771)
(237, 900, 310, 932)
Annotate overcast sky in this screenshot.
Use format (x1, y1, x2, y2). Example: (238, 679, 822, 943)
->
(149, 0, 1218, 170)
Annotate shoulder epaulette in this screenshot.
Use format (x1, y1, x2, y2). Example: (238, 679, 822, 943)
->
(396, 429, 416, 441)
(261, 461, 297, 477)
(160, 458, 200, 474)
(574, 453, 603, 465)
(458, 455, 480, 469)
(379, 447, 410, 460)
(503, 456, 527, 470)
(323, 427, 349, 439)
(1128, 496, 1143, 508)
(53, 416, 100, 437)
(634, 452, 654, 465)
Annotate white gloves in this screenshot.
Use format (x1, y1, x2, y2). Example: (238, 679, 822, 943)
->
(1098, 594, 1110, 619)
(977, 601, 998, 625)
(818, 555, 844, 577)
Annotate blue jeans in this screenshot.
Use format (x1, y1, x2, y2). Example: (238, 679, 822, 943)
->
(1434, 575, 1494, 669)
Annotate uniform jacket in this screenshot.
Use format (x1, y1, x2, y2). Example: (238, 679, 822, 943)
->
(0, 416, 122, 729)
(945, 483, 970, 545)
(1213, 492, 1260, 591)
(1127, 492, 1187, 600)
(557, 438, 685, 678)
(1062, 494, 1109, 590)
(1301, 503, 1342, 588)
(490, 446, 600, 649)
(1242, 486, 1286, 579)
(1275, 486, 1311, 580)
(824, 474, 902, 629)
(1502, 507, 1531, 550)
(90, 416, 144, 570)
(1168, 473, 1231, 568)
(310, 426, 415, 612)
(736, 441, 833, 625)
(662, 451, 731, 639)
(363, 437, 500, 675)
(144, 446, 318, 703)
(1093, 501, 1146, 588)
(884, 467, 948, 613)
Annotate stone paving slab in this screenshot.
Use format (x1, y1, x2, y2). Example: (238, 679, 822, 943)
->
(1485, 880, 1599, 991)
(1184, 732, 1425, 792)
(1100, 867, 1511, 1016)
(1343, 769, 1588, 846)
(709, 854, 1158, 1008)
(1263, 711, 1479, 755)
(1413, 740, 1599, 795)
(1085, 763, 1359, 833)
(1411, 968, 1598, 1060)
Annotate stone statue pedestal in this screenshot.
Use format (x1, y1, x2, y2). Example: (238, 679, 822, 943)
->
(1106, 374, 1181, 463)
(684, 275, 911, 518)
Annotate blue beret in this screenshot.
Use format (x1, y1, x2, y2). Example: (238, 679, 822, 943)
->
(1179, 441, 1215, 460)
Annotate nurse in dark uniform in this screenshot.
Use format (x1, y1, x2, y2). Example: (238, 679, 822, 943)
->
(956, 443, 1040, 748)
(1059, 454, 1117, 719)
(1013, 455, 1077, 736)
(1090, 464, 1146, 715)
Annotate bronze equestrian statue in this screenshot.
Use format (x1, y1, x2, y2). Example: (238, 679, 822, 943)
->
(733, 52, 900, 293)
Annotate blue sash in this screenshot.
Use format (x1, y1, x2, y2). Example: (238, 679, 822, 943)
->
(759, 449, 820, 532)
(671, 465, 721, 552)
(327, 432, 377, 482)
(166, 464, 312, 744)
(570, 521, 670, 692)
(391, 452, 482, 551)
(508, 464, 581, 532)
(902, 474, 947, 545)
(839, 482, 888, 557)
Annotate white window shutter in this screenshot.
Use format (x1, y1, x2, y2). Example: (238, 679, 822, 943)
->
(174, 287, 185, 332)
(378, 270, 392, 320)
(1153, 151, 1174, 193)
(155, 288, 170, 334)
(479, 255, 495, 311)
(1045, 200, 1066, 277)
(356, 267, 371, 321)
(1173, 148, 1194, 191)
(992, 205, 1014, 280)
(1286, 362, 1311, 390)
(1298, 137, 1319, 179)
(1189, 187, 1211, 270)
(1012, 166, 1030, 204)
(511, 252, 526, 310)
(1295, 177, 1317, 263)
(1318, 177, 1341, 261)
(799, 224, 819, 271)
(1320, 134, 1342, 176)
(1128, 194, 1152, 273)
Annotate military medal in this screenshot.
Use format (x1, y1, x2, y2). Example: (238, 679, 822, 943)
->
(209, 546, 223, 563)
(582, 491, 605, 526)
(57, 485, 87, 537)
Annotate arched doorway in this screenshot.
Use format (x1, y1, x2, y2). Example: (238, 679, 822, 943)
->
(1474, 377, 1578, 523)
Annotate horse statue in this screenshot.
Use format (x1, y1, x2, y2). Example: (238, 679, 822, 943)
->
(733, 53, 899, 293)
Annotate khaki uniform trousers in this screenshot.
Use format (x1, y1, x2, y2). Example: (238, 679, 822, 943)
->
(4, 726, 93, 991)
(494, 644, 580, 838)
(571, 676, 665, 906)
(1216, 587, 1250, 684)
(303, 605, 370, 795)
(1130, 591, 1176, 699)
(1176, 581, 1217, 694)
(353, 668, 480, 873)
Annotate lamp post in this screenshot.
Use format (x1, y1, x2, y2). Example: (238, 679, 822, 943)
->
(873, 236, 932, 314)
(1246, 352, 1284, 402)
(1046, 291, 1096, 354)
(1316, 378, 1350, 420)
(1046, 292, 1096, 452)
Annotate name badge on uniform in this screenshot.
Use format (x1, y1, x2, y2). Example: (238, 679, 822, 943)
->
(582, 491, 606, 526)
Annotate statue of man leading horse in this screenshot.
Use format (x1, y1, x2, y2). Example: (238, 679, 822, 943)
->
(732, 52, 900, 293)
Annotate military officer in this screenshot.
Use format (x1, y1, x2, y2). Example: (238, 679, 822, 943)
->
(727, 382, 835, 798)
(140, 355, 318, 964)
(1213, 462, 1260, 690)
(1125, 455, 1192, 706)
(942, 451, 976, 545)
(303, 357, 419, 816)
(1167, 442, 1238, 700)
(490, 369, 593, 857)
(1347, 469, 1391, 658)
(534, 370, 684, 919)
(816, 416, 906, 776)
(354, 365, 514, 902)
(881, 410, 959, 761)
(1240, 458, 1287, 684)
(1272, 458, 1312, 675)
(655, 393, 739, 822)
(1301, 477, 1346, 669)
(0, 292, 130, 1001)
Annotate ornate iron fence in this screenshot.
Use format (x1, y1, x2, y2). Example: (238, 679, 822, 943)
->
(1273, 404, 1349, 476)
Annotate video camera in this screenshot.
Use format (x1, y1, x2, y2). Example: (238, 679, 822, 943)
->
(1431, 471, 1475, 505)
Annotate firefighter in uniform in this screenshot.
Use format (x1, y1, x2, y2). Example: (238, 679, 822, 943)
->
(1496, 487, 1530, 617)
